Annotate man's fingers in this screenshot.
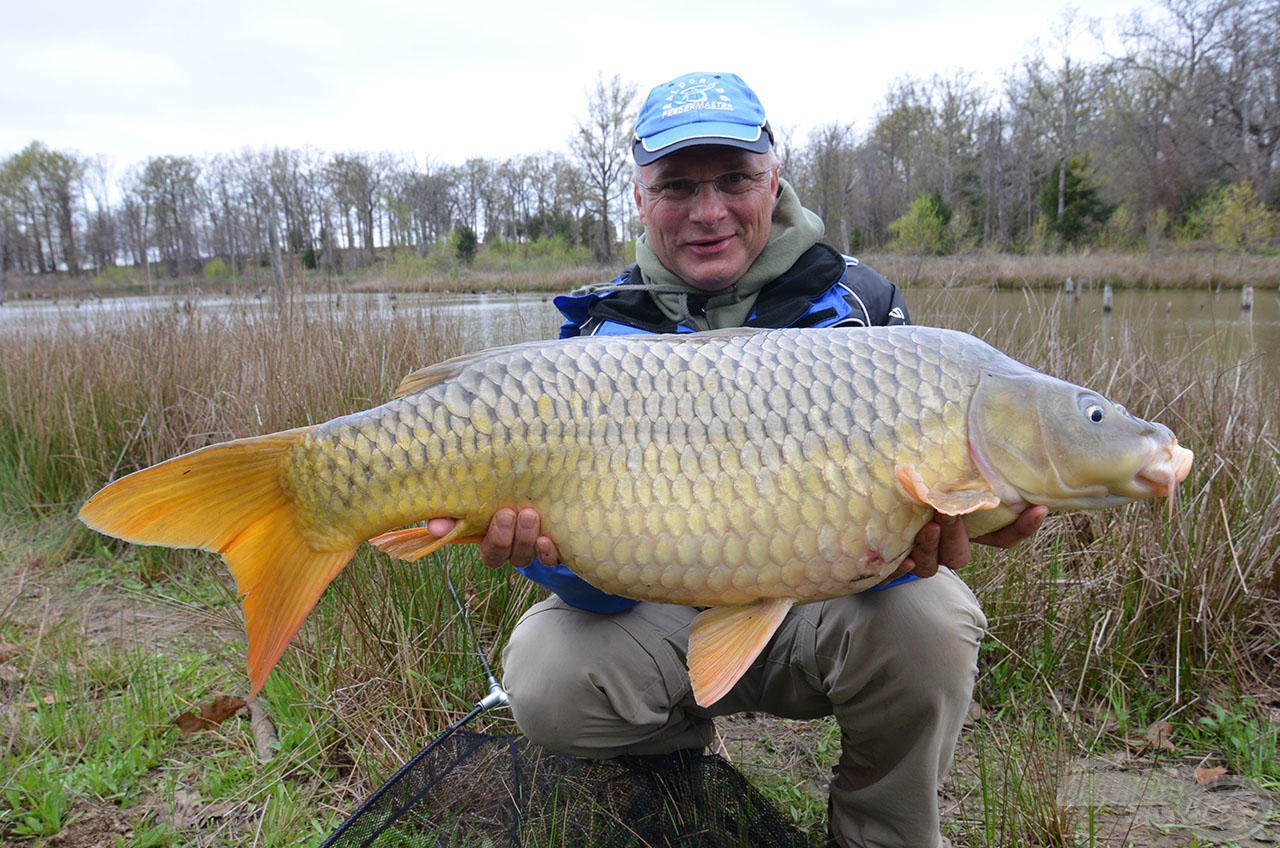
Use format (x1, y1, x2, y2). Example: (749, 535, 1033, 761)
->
(478, 508, 518, 569)
(974, 505, 1049, 549)
(427, 517, 457, 537)
(506, 508, 541, 569)
(536, 536, 561, 566)
(897, 520, 941, 581)
(934, 514, 971, 570)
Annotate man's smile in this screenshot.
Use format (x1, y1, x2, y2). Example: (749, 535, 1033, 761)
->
(685, 234, 736, 255)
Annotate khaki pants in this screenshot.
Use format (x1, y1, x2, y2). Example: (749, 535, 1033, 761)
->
(502, 568, 986, 848)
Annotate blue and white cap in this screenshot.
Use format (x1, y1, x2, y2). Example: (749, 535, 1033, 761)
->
(633, 72, 774, 166)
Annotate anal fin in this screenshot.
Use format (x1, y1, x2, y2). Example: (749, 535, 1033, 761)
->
(369, 523, 483, 561)
(687, 598, 795, 707)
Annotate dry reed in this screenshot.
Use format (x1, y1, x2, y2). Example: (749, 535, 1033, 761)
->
(868, 250, 1280, 292)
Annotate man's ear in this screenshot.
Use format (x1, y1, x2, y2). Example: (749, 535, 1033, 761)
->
(633, 179, 649, 228)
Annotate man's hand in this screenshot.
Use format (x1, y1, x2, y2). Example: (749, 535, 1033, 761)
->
(887, 505, 1049, 583)
(428, 508, 560, 569)
(970, 506, 1050, 549)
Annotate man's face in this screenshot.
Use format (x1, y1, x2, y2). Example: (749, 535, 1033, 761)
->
(634, 146, 779, 292)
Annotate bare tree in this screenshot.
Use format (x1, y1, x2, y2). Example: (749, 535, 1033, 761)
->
(242, 151, 286, 295)
(0, 148, 45, 274)
(792, 123, 856, 251)
(203, 154, 251, 274)
(570, 73, 637, 263)
(127, 155, 203, 277)
(0, 143, 86, 274)
(34, 145, 86, 275)
(325, 152, 383, 264)
(975, 105, 1013, 246)
(1210, 0, 1280, 197)
(1021, 10, 1103, 230)
(82, 155, 119, 274)
(453, 157, 492, 239)
(926, 71, 987, 216)
(855, 79, 933, 246)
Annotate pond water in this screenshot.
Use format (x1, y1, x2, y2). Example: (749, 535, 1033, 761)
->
(0, 290, 566, 350)
(918, 285, 1279, 377)
(3, 284, 1275, 386)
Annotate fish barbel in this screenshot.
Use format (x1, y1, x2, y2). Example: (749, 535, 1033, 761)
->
(79, 326, 1193, 706)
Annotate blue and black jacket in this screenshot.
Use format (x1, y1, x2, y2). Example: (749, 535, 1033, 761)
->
(518, 243, 915, 612)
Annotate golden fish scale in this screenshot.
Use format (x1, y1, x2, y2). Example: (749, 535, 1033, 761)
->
(281, 327, 991, 605)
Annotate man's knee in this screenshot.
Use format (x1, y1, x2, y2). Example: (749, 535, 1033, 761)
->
(814, 568, 986, 706)
(501, 601, 710, 757)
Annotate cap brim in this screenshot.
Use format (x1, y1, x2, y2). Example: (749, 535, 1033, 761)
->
(633, 123, 772, 166)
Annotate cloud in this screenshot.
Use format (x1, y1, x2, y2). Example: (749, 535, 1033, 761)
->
(0, 0, 1157, 165)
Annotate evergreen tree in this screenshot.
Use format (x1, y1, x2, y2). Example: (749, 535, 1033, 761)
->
(1038, 156, 1110, 246)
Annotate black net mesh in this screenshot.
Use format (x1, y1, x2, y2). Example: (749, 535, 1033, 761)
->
(321, 729, 816, 848)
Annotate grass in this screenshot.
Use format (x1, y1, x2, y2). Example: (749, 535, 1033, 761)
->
(0, 274, 1277, 845)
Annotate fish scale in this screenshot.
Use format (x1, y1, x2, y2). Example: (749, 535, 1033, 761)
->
(79, 325, 1193, 705)
(284, 328, 962, 605)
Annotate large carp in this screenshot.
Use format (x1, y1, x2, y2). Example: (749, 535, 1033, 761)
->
(80, 326, 1193, 706)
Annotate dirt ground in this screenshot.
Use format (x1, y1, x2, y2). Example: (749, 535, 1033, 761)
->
(4, 555, 1277, 847)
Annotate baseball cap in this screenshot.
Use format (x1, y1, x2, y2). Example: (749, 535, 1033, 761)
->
(632, 72, 774, 165)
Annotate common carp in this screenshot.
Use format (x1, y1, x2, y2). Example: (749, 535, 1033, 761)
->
(79, 326, 1193, 706)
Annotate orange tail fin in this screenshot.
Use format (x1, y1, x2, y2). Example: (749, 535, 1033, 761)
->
(78, 427, 358, 697)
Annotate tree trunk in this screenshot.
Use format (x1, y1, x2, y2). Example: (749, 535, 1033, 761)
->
(268, 216, 285, 298)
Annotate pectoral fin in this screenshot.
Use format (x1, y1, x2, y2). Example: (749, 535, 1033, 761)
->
(895, 464, 1001, 515)
(369, 523, 483, 561)
(687, 598, 795, 707)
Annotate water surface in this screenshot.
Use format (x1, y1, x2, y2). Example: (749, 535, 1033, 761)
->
(4, 285, 1274, 388)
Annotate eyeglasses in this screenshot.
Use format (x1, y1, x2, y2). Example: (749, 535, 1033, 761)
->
(635, 169, 773, 203)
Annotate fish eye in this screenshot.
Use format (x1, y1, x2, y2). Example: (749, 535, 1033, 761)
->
(1078, 395, 1106, 423)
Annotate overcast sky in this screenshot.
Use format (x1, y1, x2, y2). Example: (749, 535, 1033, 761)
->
(2, 0, 1159, 171)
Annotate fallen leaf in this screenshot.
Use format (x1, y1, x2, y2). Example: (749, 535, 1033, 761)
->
(24, 693, 64, 709)
(1144, 720, 1176, 752)
(1193, 765, 1229, 786)
(163, 789, 240, 829)
(175, 694, 246, 735)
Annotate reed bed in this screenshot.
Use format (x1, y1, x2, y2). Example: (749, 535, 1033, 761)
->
(870, 250, 1280, 292)
(1, 288, 1276, 845)
(0, 296, 466, 511)
(944, 293, 1280, 704)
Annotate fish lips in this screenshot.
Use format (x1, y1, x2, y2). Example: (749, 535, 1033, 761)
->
(1133, 442, 1195, 498)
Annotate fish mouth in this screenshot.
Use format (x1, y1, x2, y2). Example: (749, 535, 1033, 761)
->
(1134, 442, 1194, 497)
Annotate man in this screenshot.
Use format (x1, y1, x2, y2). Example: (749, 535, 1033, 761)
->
(431, 72, 1045, 848)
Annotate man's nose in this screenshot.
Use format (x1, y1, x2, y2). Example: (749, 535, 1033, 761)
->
(686, 185, 729, 223)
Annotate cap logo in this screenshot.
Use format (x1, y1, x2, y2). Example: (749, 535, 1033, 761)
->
(661, 76, 735, 119)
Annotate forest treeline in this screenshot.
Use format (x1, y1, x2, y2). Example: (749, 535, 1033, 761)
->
(1, 0, 1277, 283)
